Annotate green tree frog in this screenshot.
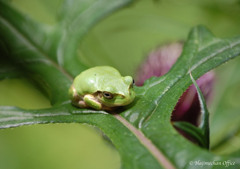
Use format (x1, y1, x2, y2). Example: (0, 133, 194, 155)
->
(69, 66, 135, 111)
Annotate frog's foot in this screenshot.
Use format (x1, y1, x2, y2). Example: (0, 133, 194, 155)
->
(77, 100, 88, 108)
(83, 94, 102, 110)
(71, 99, 86, 108)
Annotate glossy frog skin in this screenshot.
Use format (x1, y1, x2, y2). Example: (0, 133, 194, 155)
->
(69, 66, 135, 111)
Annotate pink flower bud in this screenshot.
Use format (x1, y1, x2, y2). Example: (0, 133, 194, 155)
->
(135, 42, 215, 126)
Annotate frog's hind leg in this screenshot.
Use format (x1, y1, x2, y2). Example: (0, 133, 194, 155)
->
(83, 94, 102, 110)
(70, 96, 89, 108)
(69, 85, 87, 108)
(71, 96, 88, 108)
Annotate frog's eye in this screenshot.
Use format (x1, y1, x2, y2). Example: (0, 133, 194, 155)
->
(130, 79, 135, 88)
(103, 91, 113, 99)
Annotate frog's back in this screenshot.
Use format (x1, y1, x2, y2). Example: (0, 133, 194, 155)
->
(73, 66, 121, 95)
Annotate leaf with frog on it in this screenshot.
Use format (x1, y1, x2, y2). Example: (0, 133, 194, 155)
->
(1, 0, 240, 169)
(0, 0, 166, 168)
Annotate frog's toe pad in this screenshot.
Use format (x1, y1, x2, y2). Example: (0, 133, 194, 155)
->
(83, 94, 102, 110)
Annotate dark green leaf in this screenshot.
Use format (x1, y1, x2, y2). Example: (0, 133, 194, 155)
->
(173, 121, 206, 148)
(0, 54, 22, 80)
(0, 39, 21, 79)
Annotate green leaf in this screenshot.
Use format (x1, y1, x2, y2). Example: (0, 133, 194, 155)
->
(190, 73, 210, 149)
(173, 121, 206, 148)
(122, 26, 240, 128)
(51, 0, 135, 76)
(0, 56, 22, 80)
(1, 1, 240, 169)
(0, 105, 165, 169)
(173, 74, 210, 149)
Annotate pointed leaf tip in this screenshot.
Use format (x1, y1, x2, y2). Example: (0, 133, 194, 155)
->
(190, 73, 210, 149)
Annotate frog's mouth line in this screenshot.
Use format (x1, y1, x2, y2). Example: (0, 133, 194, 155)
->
(95, 91, 134, 107)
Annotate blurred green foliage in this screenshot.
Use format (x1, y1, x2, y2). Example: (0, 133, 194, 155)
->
(78, 0, 240, 76)
(1, 0, 240, 169)
(210, 56, 240, 155)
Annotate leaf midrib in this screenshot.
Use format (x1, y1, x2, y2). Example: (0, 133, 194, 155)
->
(114, 114, 176, 169)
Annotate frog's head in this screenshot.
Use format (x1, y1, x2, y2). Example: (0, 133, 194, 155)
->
(98, 76, 135, 109)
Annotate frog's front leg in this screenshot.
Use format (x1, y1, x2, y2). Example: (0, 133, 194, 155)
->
(83, 94, 102, 110)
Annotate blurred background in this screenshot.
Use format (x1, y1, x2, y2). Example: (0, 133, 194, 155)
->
(0, 0, 240, 169)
